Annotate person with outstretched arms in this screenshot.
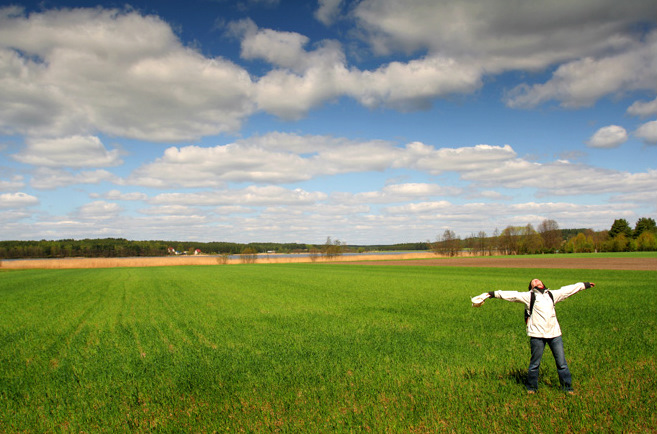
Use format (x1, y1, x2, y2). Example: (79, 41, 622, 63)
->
(471, 278, 595, 394)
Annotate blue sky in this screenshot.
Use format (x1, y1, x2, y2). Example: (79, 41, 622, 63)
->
(0, 0, 656, 244)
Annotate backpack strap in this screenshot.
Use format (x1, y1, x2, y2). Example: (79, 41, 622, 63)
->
(525, 291, 535, 324)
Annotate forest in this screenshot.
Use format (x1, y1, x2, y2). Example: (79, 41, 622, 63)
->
(0, 217, 654, 260)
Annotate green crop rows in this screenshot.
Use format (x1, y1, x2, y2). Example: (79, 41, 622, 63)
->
(1, 263, 655, 432)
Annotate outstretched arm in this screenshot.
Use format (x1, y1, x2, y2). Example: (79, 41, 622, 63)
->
(489, 290, 532, 306)
(551, 282, 595, 303)
(471, 290, 531, 307)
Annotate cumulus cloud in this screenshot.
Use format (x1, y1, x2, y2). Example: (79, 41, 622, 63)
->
(1, 3, 654, 138)
(315, 0, 343, 26)
(0, 7, 254, 141)
(0, 191, 39, 208)
(0, 175, 25, 191)
(353, 0, 653, 66)
(453, 155, 657, 198)
(627, 98, 657, 117)
(232, 18, 312, 71)
(587, 125, 628, 149)
(76, 200, 123, 219)
(13, 136, 122, 167)
(31, 168, 119, 190)
(505, 31, 657, 109)
(150, 186, 327, 207)
(404, 143, 517, 174)
(126, 132, 657, 199)
(331, 183, 463, 205)
(138, 205, 200, 216)
(128, 133, 401, 188)
(93, 189, 148, 201)
(635, 120, 657, 144)
(232, 19, 484, 117)
(127, 133, 525, 189)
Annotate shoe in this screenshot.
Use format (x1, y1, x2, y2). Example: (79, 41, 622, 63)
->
(527, 390, 536, 395)
(566, 390, 575, 395)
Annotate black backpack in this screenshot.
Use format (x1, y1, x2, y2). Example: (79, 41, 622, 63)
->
(525, 290, 554, 324)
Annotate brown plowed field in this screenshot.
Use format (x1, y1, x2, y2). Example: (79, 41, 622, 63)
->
(346, 256, 656, 270)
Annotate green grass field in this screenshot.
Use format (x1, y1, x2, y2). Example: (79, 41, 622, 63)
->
(1, 262, 655, 432)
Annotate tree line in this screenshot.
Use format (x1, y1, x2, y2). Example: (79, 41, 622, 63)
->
(430, 217, 657, 256)
(1, 217, 654, 260)
(0, 238, 310, 260)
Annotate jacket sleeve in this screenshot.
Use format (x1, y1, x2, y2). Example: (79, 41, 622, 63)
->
(490, 290, 531, 306)
(550, 282, 587, 303)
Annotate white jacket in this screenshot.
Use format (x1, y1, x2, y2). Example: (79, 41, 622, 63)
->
(492, 283, 588, 338)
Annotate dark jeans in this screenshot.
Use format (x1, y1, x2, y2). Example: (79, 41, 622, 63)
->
(527, 336, 573, 392)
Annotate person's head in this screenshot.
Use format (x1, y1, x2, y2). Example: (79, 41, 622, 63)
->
(528, 278, 545, 290)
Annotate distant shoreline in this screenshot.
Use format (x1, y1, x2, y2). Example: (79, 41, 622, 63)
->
(0, 252, 435, 269)
(2, 252, 654, 270)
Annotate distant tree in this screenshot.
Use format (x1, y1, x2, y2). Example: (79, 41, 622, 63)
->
(608, 233, 630, 252)
(309, 247, 320, 262)
(432, 229, 460, 257)
(216, 253, 230, 264)
(489, 228, 500, 256)
(477, 231, 488, 256)
(499, 226, 523, 255)
(636, 231, 657, 251)
(592, 230, 609, 253)
(465, 231, 487, 256)
(519, 224, 543, 254)
(565, 232, 594, 253)
(634, 217, 657, 239)
(538, 219, 562, 252)
(609, 219, 632, 239)
(323, 237, 343, 259)
(239, 247, 258, 264)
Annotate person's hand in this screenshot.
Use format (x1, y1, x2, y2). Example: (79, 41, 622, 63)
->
(471, 292, 490, 307)
(584, 282, 595, 289)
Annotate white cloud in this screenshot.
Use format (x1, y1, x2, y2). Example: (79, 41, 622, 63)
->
(349, 56, 483, 111)
(315, 0, 343, 26)
(461, 158, 657, 197)
(587, 125, 628, 149)
(0, 191, 38, 208)
(129, 143, 315, 187)
(31, 168, 119, 190)
(353, 0, 653, 66)
(128, 133, 402, 188)
(127, 132, 657, 199)
(0, 7, 255, 141)
(97, 190, 149, 201)
(332, 183, 462, 205)
(0, 175, 25, 191)
(1, 3, 654, 140)
(405, 142, 517, 174)
(127, 135, 522, 189)
(13, 136, 122, 167)
(505, 31, 657, 109)
(76, 200, 122, 219)
(214, 205, 256, 215)
(234, 20, 484, 117)
(635, 120, 657, 144)
(233, 18, 312, 71)
(138, 205, 200, 216)
(627, 98, 657, 117)
(150, 186, 327, 207)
